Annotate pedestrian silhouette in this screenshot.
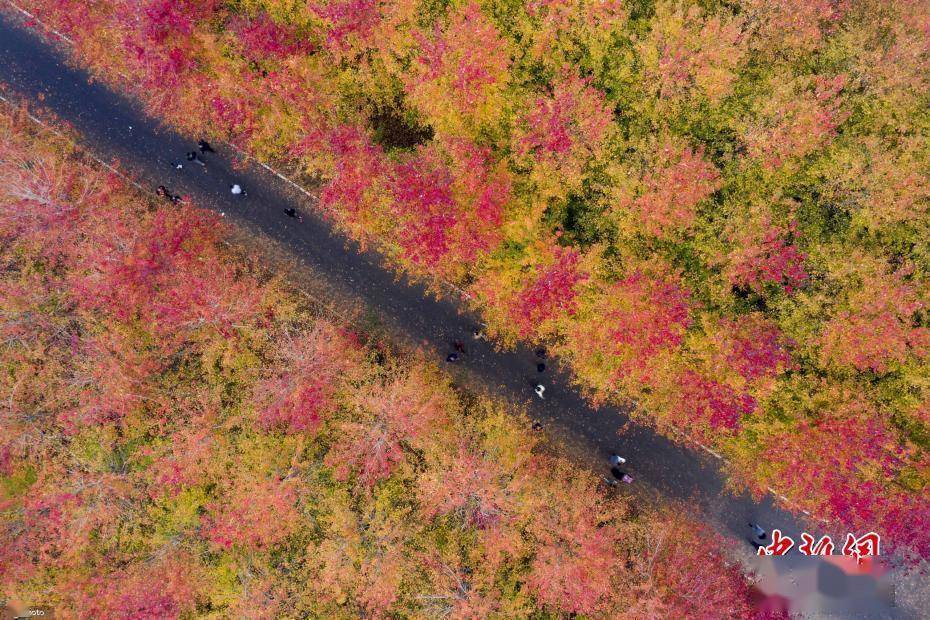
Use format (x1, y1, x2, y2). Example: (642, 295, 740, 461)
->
(453, 340, 465, 353)
(610, 467, 633, 484)
(198, 139, 215, 153)
(748, 522, 768, 547)
(283, 208, 302, 221)
(186, 151, 206, 166)
(156, 185, 181, 204)
(230, 184, 246, 196)
(534, 384, 545, 399)
(537, 362, 546, 372)
(446, 353, 459, 363)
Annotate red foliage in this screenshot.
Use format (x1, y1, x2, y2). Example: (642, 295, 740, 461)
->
(145, 427, 214, 499)
(527, 477, 619, 615)
(727, 219, 808, 295)
(318, 125, 388, 218)
(314, 0, 382, 53)
(0, 490, 81, 583)
(1, 471, 131, 585)
(387, 141, 508, 270)
(745, 0, 844, 53)
(142, 0, 205, 44)
(715, 315, 795, 383)
(625, 143, 720, 238)
(326, 372, 447, 488)
(747, 74, 848, 169)
(59, 331, 165, 432)
(445, 139, 510, 235)
(209, 95, 256, 139)
(760, 396, 929, 560)
(408, 2, 510, 117)
(518, 71, 613, 165)
(390, 145, 458, 265)
(419, 449, 512, 529)
(204, 477, 301, 551)
(671, 369, 756, 433)
(70, 207, 264, 344)
(254, 327, 355, 434)
(820, 266, 928, 373)
(74, 556, 200, 618)
(607, 269, 691, 384)
(638, 514, 756, 618)
(28, 0, 98, 38)
(529, 520, 616, 614)
(510, 247, 587, 336)
(71, 208, 210, 317)
(231, 12, 313, 61)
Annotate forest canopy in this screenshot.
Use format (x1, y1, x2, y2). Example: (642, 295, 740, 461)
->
(13, 0, 930, 561)
(0, 103, 765, 617)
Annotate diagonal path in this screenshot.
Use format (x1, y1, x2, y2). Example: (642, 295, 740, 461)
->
(0, 11, 909, 617)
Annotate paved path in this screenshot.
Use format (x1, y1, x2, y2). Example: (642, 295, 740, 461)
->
(0, 10, 908, 617)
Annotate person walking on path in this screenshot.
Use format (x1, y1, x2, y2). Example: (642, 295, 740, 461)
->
(610, 467, 634, 484)
(156, 185, 181, 204)
(537, 362, 546, 373)
(446, 352, 459, 363)
(283, 208, 302, 221)
(609, 454, 626, 467)
(186, 151, 206, 166)
(230, 183, 246, 196)
(198, 139, 215, 154)
(748, 522, 768, 548)
(534, 384, 545, 399)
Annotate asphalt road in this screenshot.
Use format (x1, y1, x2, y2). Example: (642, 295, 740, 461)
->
(0, 9, 910, 617)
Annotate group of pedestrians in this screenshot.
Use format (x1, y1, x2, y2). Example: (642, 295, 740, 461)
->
(533, 347, 546, 398)
(157, 139, 305, 222)
(443, 327, 775, 547)
(155, 141, 770, 551)
(446, 331, 551, 402)
(160, 139, 227, 204)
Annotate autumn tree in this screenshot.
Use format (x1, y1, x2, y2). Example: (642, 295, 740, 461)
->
(613, 140, 720, 239)
(514, 69, 614, 195)
(325, 367, 450, 489)
(508, 245, 588, 337)
(638, 1, 745, 103)
(819, 258, 928, 374)
(524, 463, 623, 615)
(254, 325, 363, 434)
(405, 2, 511, 136)
(564, 261, 691, 392)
